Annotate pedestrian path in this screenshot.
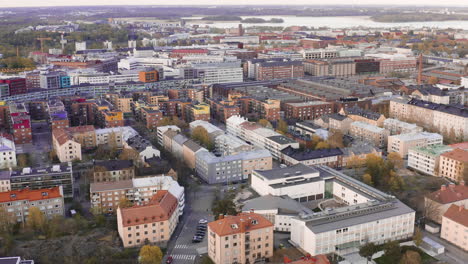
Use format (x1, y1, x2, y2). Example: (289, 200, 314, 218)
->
(174, 244, 190, 249)
(172, 254, 196, 260)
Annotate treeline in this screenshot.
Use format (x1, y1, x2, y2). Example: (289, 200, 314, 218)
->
(372, 13, 468, 23)
(241, 18, 284, 23)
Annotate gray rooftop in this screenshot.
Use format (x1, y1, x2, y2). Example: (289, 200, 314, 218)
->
(254, 163, 318, 180)
(242, 195, 313, 216)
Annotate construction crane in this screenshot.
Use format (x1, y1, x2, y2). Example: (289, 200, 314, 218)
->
(36, 37, 52, 53)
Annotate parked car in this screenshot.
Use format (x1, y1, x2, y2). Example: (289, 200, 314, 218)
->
(199, 219, 208, 224)
(192, 236, 203, 243)
(166, 256, 173, 264)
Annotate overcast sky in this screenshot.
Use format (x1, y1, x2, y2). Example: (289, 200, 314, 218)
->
(1, 0, 468, 8)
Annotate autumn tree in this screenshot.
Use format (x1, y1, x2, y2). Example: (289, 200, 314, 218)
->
(139, 245, 163, 264)
(309, 135, 322, 150)
(277, 119, 288, 134)
(258, 119, 272, 128)
(413, 227, 423, 247)
(388, 152, 404, 169)
(399, 250, 422, 264)
(192, 126, 214, 151)
(118, 197, 133, 209)
(0, 207, 14, 235)
(17, 153, 30, 167)
(362, 174, 374, 186)
(347, 156, 363, 174)
(327, 131, 345, 148)
(315, 141, 330, 150)
(119, 148, 140, 162)
(27, 206, 47, 233)
(359, 242, 377, 264)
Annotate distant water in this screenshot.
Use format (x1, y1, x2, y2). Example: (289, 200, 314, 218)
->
(183, 15, 468, 30)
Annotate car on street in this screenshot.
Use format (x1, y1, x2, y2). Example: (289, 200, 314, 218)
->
(192, 236, 203, 243)
(198, 219, 208, 224)
(166, 256, 173, 264)
(196, 231, 206, 236)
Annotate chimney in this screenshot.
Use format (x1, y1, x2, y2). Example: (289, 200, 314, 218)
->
(240, 219, 246, 233)
(459, 205, 464, 212)
(218, 214, 224, 220)
(449, 182, 455, 189)
(461, 180, 465, 186)
(441, 184, 446, 191)
(250, 209, 254, 214)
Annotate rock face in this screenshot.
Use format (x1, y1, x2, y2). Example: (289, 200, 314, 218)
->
(11, 228, 130, 263)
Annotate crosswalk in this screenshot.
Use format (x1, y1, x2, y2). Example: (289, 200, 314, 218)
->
(172, 254, 196, 260)
(174, 244, 189, 249)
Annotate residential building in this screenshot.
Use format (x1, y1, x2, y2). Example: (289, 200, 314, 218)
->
(441, 204, 468, 251)
(0, 136, 17, 169)
(0, 186, 64, 223)
(117, 190, 179, 248)
(439, 148, 468, 182)
(207, 212, 274, 264)
(52, 128, 82, 162)
(340, 106, 386, 127)
(281, 147, 343, 168)
(181, 62, 243, 84)
(126, 135, 161, 164)
(290, 166, 415, 256)
(254, 60, 304, 81)
(138, 68, 159, 83)
(93, 160, 135, 182)
(424, 182, 468, 224)
(389, 98, 468, 141)
(407, 144, 453, 176)
(242, 195, 313, 232)
(187, 103, 210, 122)
(139, 108, 163, 131)
(349, 121, 389, 148)
(387, 132, 443, 158)
(0, 163, 73, 198)
(383, 118, 423, 135)
(90, 175, 184, 214)
(341, 141, 382, 167)
(0, 78, 27, 95)
(284, 101, 334, 120)
(182, 139, 203, 169)
(9, 103, 32, 144)
(304, 58, 356, 77)
(156, 126, 181, 146)
(328, 113, 353, 134)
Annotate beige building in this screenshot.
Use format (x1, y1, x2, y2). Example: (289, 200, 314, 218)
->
(439, 149, 468, 182)
(117, 190, 179, 248)
(0, 186, 65, 223)
(182, 139, 203, 169)
(106, 93, 134, 113)
(304, 59, 356, 77)
(424, 183, 468, 224)
(387, 132, 443, 158)
(340, 106, 386, 127)
(390, 98, 468, 141)
(66, 125, 97, 149)
(441, 204, 468, 251)
(349, 121, 389, 147)
(52, 129, 82, 162)
(208, 212, 274, 264)
(93, 160, 135, 182)
(328, 113, 353, 134)
(383, 118, 423, 135)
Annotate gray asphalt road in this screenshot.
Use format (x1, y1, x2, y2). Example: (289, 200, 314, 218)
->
(423, 230, 468, 264)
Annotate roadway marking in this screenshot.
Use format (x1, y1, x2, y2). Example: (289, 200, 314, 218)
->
(174, 244, 189, 249)
(172, 254, 196, 260)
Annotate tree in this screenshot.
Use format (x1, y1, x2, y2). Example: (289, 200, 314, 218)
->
(315, 141, 330, 150)
(362, 174, 374, 186)
(277, 119, 288, 134)
(383, 241, 402, 261)
(413, 227, 423, 247)
(200, 256, 215, 264)
(423, 199, 441, 223)
(399, 250, 422, 264)
(192, 126, 214, 151)
(0, 207, 14, 235)
(212, 197, 237, 219)
(258, 119, 272, 128)
(118, 197, 133, 209)
(27, 206, 46, 233)
(119, 148, 140, 162)
(327, 131, 344, 148)
(347, 155, 363, 174)
(139, 245, 163, 264)
(388, 152, 404, 169)
(359, 242, 377, 264)
(17, 153, 29, 167)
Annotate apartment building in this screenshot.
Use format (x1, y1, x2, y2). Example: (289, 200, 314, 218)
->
(238, 98, 281, 121)
(105, 93, 134, 113)
(341, 106, 386, 127)
(0, 186, 64, 223)
(251, 164, 325, 202)
(328, 113, 353, 134)
(387, 132, 443, 158)
(207, 212, 274, 264)
(424, 183, 468, 224)
(284, 101, 334, 120)
(52, 128, 82, 162)
(303, 58, 356, 77)
(407, 144, 453, 176)
(206, 98, 240, 123)
(182, 139, 204, 169)
(187, 103, 210, 122)
(156, 126, 181, 145)
(441, 204, 468, 251)
(383, 118, 423, 135)
(439, 149, 468, 182)
(117, 191, 179, 248)
(0, 136, 17, 169)
(90, 175, 184, 214)
(181, 62, 243, 84)
(255, 60, 304, 81)
(139, 108, 163, 131)
(8, 103, 32, 144)
(93, 160, 135, 182)
(290, 166, 415, 256)
(0, 163, 73, 198)
(349, 121, 389, 148)
(281, 147, 343, 168)
(389, 98, 468, 141)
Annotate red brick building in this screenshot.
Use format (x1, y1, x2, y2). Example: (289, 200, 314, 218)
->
(206, 98, 240, 123)
(255, 61, 304, 81)
(0, 78, 27, 95)
(139, 108, 163, 130)
(8, 103, 32, 144)
(284, 101, 334, 120)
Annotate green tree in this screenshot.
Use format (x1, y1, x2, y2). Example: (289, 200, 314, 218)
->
(212, 197, 237, 220)
(258, 119, 272, 128)
(383, 241, 402, 261)
(277, 119, 288, 134)
(118, 197, 133, 209)
(399, 250, 421, 264)
(139, 245, 163, 264)
(359, 242, 377, 263)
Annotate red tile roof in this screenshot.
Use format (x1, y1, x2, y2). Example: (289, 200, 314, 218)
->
(208, 212, 273, 237)
(426, 183, 468, 204)
(0, 187, 62, 203)
(119, 190, 178, 227)
(449, 142, 468, 151)
(441, 148, 468, 163)
(443, 204, 468, 227)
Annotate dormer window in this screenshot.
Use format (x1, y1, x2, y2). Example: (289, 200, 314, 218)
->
(251, 220, 258, 225)
(231, 224, 238, 229)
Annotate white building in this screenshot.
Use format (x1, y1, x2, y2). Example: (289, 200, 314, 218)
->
(387, 132, 443, 158)
(75, 41, 86, 51)
(156, 126, 181, 145)
(383, 118, 423, 135)
(408, 144, 453, 176)
(290, 166, 415, 256)
(0, 136, 16, 169)
(251, 164, 326, 202)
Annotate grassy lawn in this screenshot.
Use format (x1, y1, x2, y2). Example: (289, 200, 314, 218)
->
(374, 246, 436, 264)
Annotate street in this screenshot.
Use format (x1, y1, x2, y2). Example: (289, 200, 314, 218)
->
(164, 182, 218, 264)
(423, 230, 468, 264)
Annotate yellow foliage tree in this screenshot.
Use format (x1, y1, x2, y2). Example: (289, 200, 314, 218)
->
(139, 245, 163, 264)
(277, 119, 288, 134)
(27, 206, 46, 233)
(192, 126, 214, 150)
(315, 141, 330, 150)
(258, 119, 272, 128)
(118, 197, 133, 209)
(362, 174, 374, 186)
(387, 152, 404, 169)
